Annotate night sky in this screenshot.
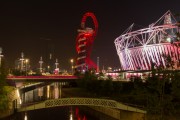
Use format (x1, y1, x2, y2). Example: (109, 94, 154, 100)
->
(0, 1, 180, 71)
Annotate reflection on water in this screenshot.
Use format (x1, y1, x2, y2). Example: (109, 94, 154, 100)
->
(24, 112, 27, 120)
(54, 83, 59, 99)
(21, 82, 63, 104)
(17, 82, 117, 120)
(46, 85, 50, 99)
(18, 106, 116, 120)
(70, 107, 73, 120)
(75, 107, 87, 120)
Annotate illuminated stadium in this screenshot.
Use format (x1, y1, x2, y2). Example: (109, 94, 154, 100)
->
(114, 10, 180, 71)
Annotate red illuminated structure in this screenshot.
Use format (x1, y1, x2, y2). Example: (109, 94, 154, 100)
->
(75, 12, 98, 71)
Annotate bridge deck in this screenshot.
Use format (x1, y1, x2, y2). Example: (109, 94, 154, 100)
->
(7, 75, 78, 82)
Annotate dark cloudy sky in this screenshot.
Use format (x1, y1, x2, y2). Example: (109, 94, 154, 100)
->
(0, 1, 180, 70)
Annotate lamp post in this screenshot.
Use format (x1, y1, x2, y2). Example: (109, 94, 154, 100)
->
(25, 59, 29, 76)
(0, 47, 3, 67)
(20, 52, 24, 72)
(70, 59, 74, 75)
(39, 57, 43, 73)
(47, 65, 50, 74)
(97, 57, 99, 73)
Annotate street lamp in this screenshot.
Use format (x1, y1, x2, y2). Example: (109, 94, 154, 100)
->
(70, 59, 74, 75)
(0, 47, 3, 67)
(47, 65, 50, 74)
(25, 59, 29, 76)
(97, 57, 99, 73)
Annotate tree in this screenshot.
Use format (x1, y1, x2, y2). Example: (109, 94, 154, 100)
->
(145, 69, 177, 120)
(171, 71, 180, 115)
(0, 59, 9, 111)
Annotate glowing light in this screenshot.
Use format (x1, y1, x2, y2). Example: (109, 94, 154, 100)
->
(70, 113, 73, 120)
(54, 83, 59, 99)
(59, 84, 62, 98)
(70, 59, 74, 74)
(25, 59, 29, 63)
(19, 99, 22, 104)
(143, 45, 147, 50)
(17, 89, 20, 97)
(166, 37, 171, 42)
(70, 107, 73, 120)
(24, 112, 27, 120)
(38, 87, 43, 97)
(47, 85, 50, 99)
(108, 67, 112, 70)
(16, 89, 22, 104)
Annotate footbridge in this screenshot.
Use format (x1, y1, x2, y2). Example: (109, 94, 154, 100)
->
(18, 97, 146, 114)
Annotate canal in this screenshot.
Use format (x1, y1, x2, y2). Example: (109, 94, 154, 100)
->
(4, 82, 117, 120)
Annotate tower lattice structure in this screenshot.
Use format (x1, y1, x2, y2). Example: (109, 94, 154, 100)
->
(75, 12, 98, 71)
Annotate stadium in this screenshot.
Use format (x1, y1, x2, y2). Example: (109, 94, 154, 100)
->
(114, 10, 180, 71)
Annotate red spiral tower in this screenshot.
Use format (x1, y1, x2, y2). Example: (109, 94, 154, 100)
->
(75, 12, 98, 71)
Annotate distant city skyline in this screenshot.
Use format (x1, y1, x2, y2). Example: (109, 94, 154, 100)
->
(0, 1, 180, 70)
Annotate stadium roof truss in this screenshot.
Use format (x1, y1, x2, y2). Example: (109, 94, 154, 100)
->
(114, 10, 180, 70)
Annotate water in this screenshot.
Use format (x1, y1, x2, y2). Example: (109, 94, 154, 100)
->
(10, 82, 117, 120)
(8, 105, 116, 120)
(14, 106, 94, 120)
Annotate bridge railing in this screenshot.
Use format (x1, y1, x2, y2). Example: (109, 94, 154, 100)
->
(7, 75, 78, 81)
(45, 98, 117, 108)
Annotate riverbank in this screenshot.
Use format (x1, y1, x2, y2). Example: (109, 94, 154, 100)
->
(0, 86, 18, 119)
